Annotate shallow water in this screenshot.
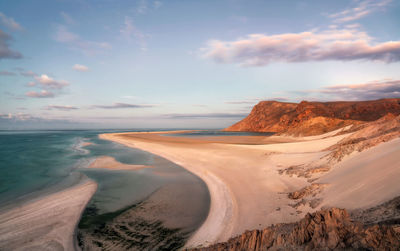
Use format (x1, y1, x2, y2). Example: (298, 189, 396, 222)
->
(0, 130, 210, 248)
(0, 131, 87, 205)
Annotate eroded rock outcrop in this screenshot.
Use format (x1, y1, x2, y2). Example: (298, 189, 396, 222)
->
(225, 98, 400, 136)
(190, 208, 400, 251)
(326, 114, 400, 162)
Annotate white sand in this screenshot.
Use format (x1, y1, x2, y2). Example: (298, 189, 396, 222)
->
(0, 179, 97, 251)
(319, 138, 400, 209)
(101, 131, 400, 248)
(236, 133, 350, 153)
(100, 132, 344, 247)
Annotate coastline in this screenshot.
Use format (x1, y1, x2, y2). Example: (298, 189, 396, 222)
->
(77, 137, 211, 250)
(99, 132, 313, 247)
(100, 132, 237, 247)
(0, 176, 97, 251)
(100, 130, 400, 248)
(3, 126, 396, 250)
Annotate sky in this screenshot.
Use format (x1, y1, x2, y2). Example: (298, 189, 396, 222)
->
(0, 0, 399, 129)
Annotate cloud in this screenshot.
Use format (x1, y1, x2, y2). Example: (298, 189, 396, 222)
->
(23, 74, 69, 98)
(54, 25, 111, 55)
(0, 70, 16, 76)
(264, 97, 290, 102)
(315, 79, 400, 101)
(73, 64, 89, 72)
(0, 29, 22, 59)
(120, 17, 147, 50)
(60, 12, 75, 25)
(275, 79, 400, 102)
(0, 112, 33, 121)
(166, 113, 248, 119)
(26, 90, 55, 98)
(93, 103, 154, 109)
(14, 68, 37, 77)
(20, 70, 37, 77)
(44, 105, 78, 111)
(0, 12, 23, 31)
(35, 74, 69, 89)
(201, 27, 400, 66)
(329, 0, 391, 23)
(0, 112, 81, 130)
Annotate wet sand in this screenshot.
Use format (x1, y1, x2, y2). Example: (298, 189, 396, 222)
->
(88, 155, 152, 170)
(0, 178, 97, 251)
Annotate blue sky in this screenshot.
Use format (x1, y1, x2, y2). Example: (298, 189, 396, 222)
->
(0, 0, 399, 129)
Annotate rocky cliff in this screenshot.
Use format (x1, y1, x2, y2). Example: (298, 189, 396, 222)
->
(225, 98, 400, 136)
(190, 208, 400, 251)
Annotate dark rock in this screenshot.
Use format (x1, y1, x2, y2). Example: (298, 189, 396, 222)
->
(189, 208, 400, 251)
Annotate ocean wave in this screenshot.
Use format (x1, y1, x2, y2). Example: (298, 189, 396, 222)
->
(72, 137, 92, 155)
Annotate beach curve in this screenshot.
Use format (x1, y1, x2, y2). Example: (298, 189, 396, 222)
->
(99, 133, 237, 248)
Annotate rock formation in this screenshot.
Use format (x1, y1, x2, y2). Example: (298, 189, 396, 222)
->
(190, 208, 400, 251)
(225, 98, 400, 136)
(327, 113, 400, 162)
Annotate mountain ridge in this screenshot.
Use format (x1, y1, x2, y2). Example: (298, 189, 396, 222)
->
(225, 98, 400, 136)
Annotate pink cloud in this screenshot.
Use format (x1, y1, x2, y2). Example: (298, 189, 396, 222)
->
(329, 0, 391, 23)
(202, 28, 400, 66)
(26, 90, 55, 98)
(34, 74, 69, 89)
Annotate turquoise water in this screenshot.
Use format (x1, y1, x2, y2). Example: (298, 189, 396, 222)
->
(0, 130, 210, 230)
(0, 130, 89, 205)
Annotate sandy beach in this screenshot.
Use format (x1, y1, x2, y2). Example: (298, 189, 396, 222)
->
(0, 178, 97, 251)
(100, 130, 400, 248)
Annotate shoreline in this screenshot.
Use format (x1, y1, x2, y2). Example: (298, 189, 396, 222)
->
(99, 132, 310, 247)
(78, 139, 211, 249)
(0, 176, 97, 250)
(100, 130, 400, 248)
(100, 133, 238, 247)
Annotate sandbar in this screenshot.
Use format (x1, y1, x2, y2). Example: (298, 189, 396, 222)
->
(0, 178, 97, 251)
(88, 155, 152, 171)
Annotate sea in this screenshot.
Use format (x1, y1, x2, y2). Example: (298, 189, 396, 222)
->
(0, 129, 212, 249)
(0, 129, 272, 249)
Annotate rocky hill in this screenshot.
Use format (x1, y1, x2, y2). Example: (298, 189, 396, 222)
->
(190, 207, 400, 251)
(225, 98, 400, 136)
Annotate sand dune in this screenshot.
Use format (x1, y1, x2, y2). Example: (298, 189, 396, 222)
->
(319, 138, 400, 209)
